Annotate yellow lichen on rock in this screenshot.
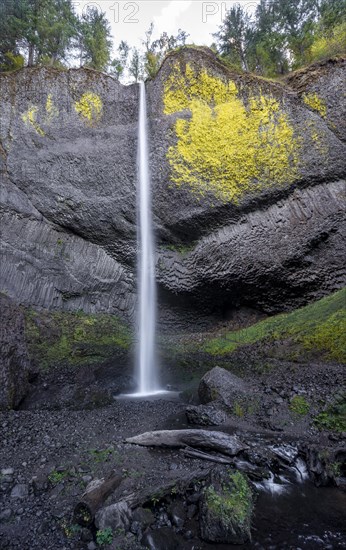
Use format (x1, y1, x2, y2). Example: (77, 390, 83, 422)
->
(45, 93, 59, 121)
(164, 63, 300, 203)
(74, 92, 103, 125)
(302, 92, 327, 118)
(21, 105, 45, 136)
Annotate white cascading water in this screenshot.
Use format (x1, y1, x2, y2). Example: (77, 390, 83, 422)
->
(136, 81, 159, 395)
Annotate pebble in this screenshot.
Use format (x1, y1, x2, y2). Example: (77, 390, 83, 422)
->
(1, 468, 14, 476)
(0, 509, 12, 521)
(87, 543, 97, 550)
(11, 484, 29, 499)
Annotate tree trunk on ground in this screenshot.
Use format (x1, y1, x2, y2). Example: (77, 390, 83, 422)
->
(74, 471, 122, 526)
(125, 429, 247, 456)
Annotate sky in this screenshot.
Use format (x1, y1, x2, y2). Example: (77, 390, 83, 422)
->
(74, 1, 260, 52)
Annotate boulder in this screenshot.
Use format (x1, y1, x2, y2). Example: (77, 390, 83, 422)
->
(185, 404, 227, 426)
(0, 294, 30, 410)
(199, 467, 253, 544)
(198, 367, 248, 408)
(141, 527, 181, 550)
(95, 501, 131, 532)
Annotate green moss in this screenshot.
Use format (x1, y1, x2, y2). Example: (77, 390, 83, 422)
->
(289, 395, 310, 416)
(25, 309, 132, 369)
(45, 93, 59, 121)
(48, 469, 69, 485)
(164, 63, 301, 203)
(21, 105, 45, 136)
(203, 288, 346, 362)
(303, 92, 327, 118)
(74, 92, 103, 125)
(160, 242, 196, 255)
(205, 470, 252, 527)
(314, 394, 346, 432)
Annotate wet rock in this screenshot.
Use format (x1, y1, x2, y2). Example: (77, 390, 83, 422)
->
(187, 504, 197, 519)
(168, 501, 186, 529)
(0, 295, 30, 410)
(80, 528, 93, 542)
(95, 500, 132, 532)
(132, 507, 155, 528)
(185, 404, 227, 426)
(199, 467, 253, 544)
(141, 527, 181, 550)
(198, 367, 248, 408)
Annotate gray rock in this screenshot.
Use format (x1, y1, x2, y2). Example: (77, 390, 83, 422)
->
(0, 295, 30, 410)
(186, 404, 227, 426)
(10, 484, 29, 499)
(199, 467, 253, 544)
(132, 507, 155, 528)
(198, 367, 248, 408)
(0, 509, 13, 522)
(80, 528, 93, 542)
(95, 500, 131, 532)
(1, 468, 14, 476)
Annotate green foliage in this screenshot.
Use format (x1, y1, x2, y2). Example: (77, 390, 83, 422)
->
(78, 7, 112, 71)
(25, 309, 132, 369)
(142, 23, 189, 79)
(314, 394, 346, 432)
(128, 47, 143, 82)
(48, 469, 69, 485)
(161, 242, 197, 255)
(89, 447, 114, 463)
(309, 21, 346, 62)
(0, 0, 78, 70)
(214, 0, 345, 76)
(203, 288, 346, 362)
(110, 40, 130, 80)
(289, 395, 310, 416)
(0, 51, 24, 71)
(233, 401, 245, 417)
(96, 527, 113, 546)
(205, 470, 252, 526)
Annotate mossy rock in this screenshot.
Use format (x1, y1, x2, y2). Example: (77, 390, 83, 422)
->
(202, 289, 346, 363)
(199, 468, 253, 544)
(25, 309, 133, 370)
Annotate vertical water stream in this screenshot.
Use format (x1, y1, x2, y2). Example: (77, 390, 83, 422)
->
(137, 81, 158, 395)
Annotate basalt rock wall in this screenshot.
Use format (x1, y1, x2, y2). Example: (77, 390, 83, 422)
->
(0, 50, 345, 329)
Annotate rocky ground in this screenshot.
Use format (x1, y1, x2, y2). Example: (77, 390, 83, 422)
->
(1, 356, 345, 550)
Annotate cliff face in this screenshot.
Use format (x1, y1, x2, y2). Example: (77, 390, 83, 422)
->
(0, 68, 138, 317)
(0, 50, 345, 328)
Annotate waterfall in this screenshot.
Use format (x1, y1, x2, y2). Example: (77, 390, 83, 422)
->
(136, 81, 158, 395)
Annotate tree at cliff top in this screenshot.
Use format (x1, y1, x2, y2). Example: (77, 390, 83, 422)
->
(307, 0, 346, 63)
(128, 47, 143, 83)
(215, 0, 346, 76)
(213, 5, 254, 72)
(109, 40, 130, 81)
(0, 0, 77, 69)
(77, 7, 112, 71)
(142, 23, 189, 79)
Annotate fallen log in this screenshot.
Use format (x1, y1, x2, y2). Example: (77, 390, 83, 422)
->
(125, 429, 247, 457)
(122, 469, 208, 509)
(74, 471, 122, 526)
(181, 446, 233, 464)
